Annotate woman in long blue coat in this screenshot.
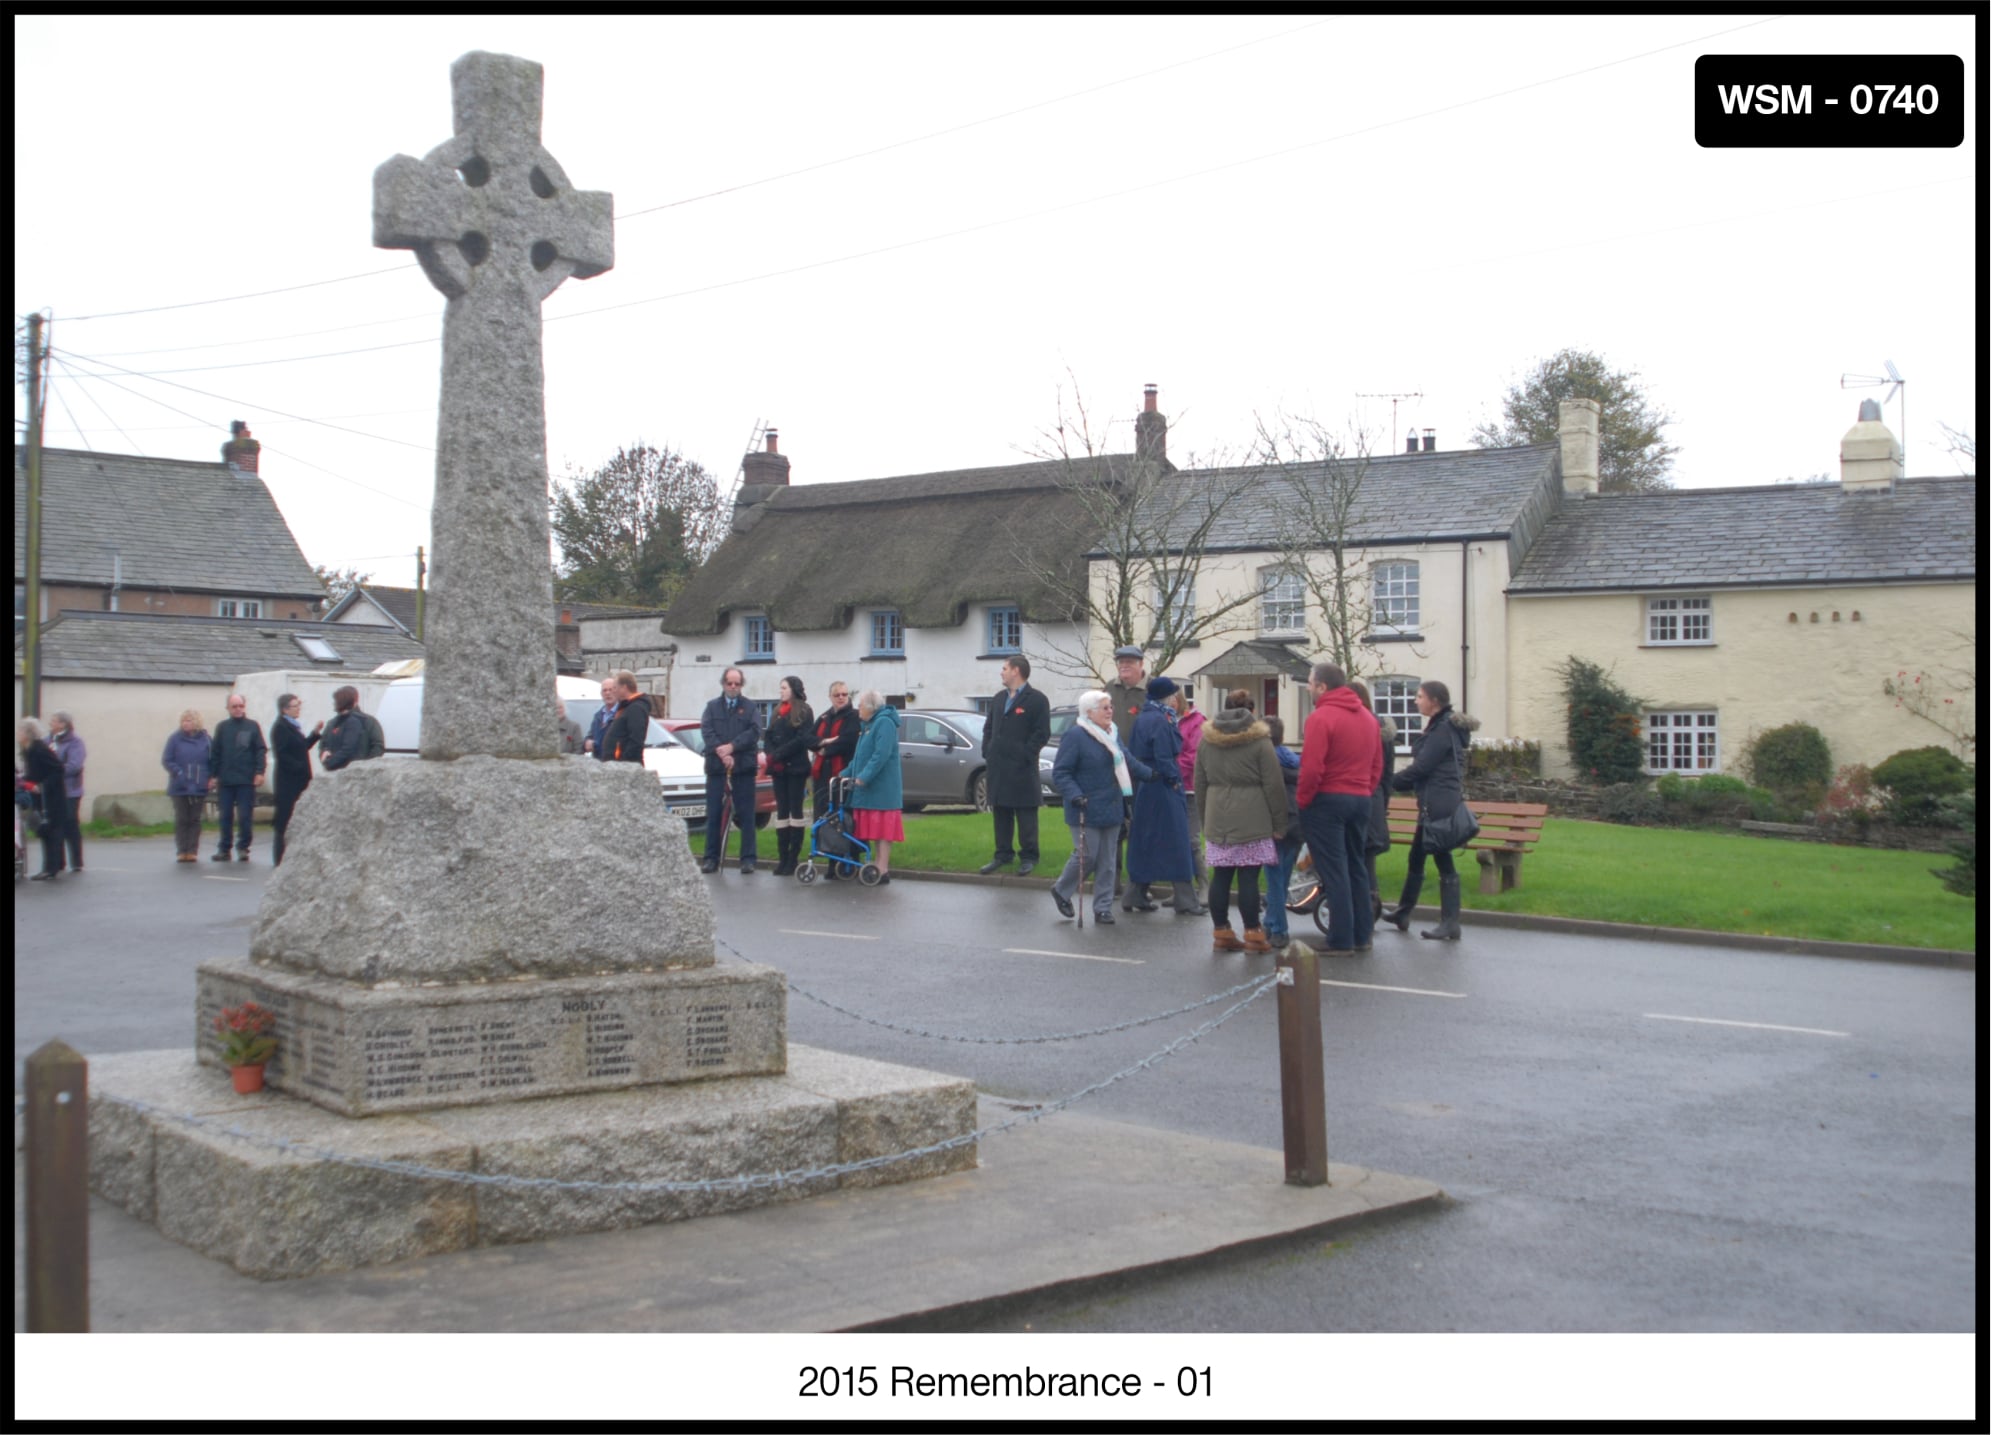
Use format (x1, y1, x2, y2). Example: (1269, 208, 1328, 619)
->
(1123, 676, 1201, 915)
(846, 690, 904, 883)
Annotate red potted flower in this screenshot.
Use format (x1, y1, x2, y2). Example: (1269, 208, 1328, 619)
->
(214, 1001, 278, 1093)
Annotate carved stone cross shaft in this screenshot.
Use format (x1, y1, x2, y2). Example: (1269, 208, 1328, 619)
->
(374, 51, 613, 760)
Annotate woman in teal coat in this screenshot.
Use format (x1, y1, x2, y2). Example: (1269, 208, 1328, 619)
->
(846, 690, 905, 883)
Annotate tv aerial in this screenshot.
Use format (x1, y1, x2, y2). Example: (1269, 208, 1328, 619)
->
(1840, 360, 1906, 464)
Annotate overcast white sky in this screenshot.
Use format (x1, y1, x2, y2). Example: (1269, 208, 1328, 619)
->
(14, 12, 1980, 591)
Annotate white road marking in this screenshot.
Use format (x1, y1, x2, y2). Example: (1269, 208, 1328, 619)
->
(1321, 979, 1466, 999)
(1645, 1013, 1849, 1037)
(780, 929, 878, 941)
(1003, 947, 1145, 966)
(201, 876, 251, 884)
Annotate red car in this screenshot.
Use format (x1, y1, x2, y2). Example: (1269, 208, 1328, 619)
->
(661, 720, 776, 827)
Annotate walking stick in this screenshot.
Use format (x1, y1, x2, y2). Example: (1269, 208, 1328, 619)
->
(1072, 813, 1086, 931)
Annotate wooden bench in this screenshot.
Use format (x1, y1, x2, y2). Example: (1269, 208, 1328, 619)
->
(1387, 797, 1549, 894)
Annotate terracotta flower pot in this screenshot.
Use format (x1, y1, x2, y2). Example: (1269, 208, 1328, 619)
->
(230, 1063, 266, 1095)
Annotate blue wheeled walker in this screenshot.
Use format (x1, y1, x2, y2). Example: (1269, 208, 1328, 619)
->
(798, 775, 878, 886)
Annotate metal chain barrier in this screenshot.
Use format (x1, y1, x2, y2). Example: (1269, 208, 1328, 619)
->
(84, 974, 1281, 1196)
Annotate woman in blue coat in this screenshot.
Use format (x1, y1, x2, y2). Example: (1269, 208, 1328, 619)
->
(846, 690, 904, 883)
(161, 709, 212, 864)
(1124, 676, 1201, 915)
(1049, 690, 1154, 925)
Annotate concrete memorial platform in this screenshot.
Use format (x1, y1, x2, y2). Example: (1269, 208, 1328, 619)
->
(79, 49, 977, 1280)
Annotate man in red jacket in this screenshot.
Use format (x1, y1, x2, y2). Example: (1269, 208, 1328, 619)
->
(1296, 661, 1384, 955)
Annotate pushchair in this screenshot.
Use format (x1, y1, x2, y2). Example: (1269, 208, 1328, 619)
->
(797, 774, 879, 886)
(1284, 850, 1384, 935)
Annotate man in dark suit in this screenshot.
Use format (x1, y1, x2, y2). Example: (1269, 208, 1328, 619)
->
(979, 654, 1051, 876)
(699, 666, 763, 875)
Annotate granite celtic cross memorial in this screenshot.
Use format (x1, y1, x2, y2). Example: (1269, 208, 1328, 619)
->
(84, 52, 979, 1279)
(372, 50, 611, 761)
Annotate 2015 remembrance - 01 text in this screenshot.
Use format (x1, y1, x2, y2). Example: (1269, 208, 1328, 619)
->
(798, 1365, 1211, 1400)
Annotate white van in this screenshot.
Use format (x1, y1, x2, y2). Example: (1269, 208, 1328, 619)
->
(374, 672, 712, 818)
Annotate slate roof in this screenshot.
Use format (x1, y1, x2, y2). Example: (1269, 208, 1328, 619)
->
(326, 584, 421, 634)
(14, 447, 323, 597)
(663, 456, 1134, 635)
(1508, 476, 1977, 594)
(25, 611, 425, 684)
(1192, 639, 1313, 682)
(1112, 443, 1564, 555)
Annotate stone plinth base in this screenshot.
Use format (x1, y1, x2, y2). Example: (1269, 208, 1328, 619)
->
(87, 1046, 977, 1279)
(197, 957, 787, 1116)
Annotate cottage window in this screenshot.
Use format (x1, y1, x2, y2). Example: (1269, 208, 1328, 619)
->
(869, 610, 904, 656)
(1646, 710, 1719, 774)
(1372, 562, 1419, 633)
(1153, 577, 1195, 646)
(1374, 675, 1422, 754)
(1261, 569, 1305, 634)
(1645, 595, 1713, 645)
(216, 599, 263, 619)
(743, 614, 774, 660)
(752, 699, 777, 727)
(986, 606, 1022, 654)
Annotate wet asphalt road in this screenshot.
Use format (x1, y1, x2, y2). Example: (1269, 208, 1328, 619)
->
(13, 837, 1978, 1332)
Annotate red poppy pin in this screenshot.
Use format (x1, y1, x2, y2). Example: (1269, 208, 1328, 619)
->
(1013, 706, 1024, 715)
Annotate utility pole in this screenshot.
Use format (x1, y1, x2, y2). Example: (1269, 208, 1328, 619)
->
(22, 313, 48, 716)
(414, 545, 426, 640)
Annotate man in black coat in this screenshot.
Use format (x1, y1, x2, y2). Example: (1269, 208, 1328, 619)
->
(699, 666, 763, 875)
(979, 654, 1051, 875)
(599, 671, 653, 766)
(208, 694, 267, 862)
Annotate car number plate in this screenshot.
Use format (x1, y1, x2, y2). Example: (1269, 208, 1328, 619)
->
(668, 804, 704, 819)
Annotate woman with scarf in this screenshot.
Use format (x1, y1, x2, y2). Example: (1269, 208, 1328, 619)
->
(763, 675, 816, 877)
(808, 680, 862, 877)
(270, 693, 324, 866)
(1193, 688, 1289, 953)
(1124, 676, 1202, 915)
(1049, 690, 1154, 925)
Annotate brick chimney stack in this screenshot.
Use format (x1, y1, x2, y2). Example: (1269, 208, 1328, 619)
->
(1559, 398, 1600, 496)
(221, 420, 261, 474)
(741, 428, 791, 487)
(1134, 384, 1167, 465)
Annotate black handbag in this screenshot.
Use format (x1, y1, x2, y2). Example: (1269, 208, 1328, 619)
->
(1420, 741, 1479, 851)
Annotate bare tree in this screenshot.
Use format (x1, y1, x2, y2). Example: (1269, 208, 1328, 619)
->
(1939, 421, 1977, 475)
(1006, 380, 1267, 683)
(1255, 414, 1423, 680)
(312, 563, 371, 614)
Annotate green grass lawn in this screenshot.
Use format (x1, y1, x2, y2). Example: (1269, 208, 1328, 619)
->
(693, 810, 1973, 952)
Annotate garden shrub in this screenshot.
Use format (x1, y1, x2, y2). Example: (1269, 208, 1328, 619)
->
(1469, 737, 1541, 781)
(1932, 789, 1976, 898)
(1816, 764, 1889, 829)
(1560, 657, 1645, 785)
(1870, 746, 1972, 825)
(1746, 722, 1833, 796)
(1656, 772, 1769, 822)
(1597, 781, 1665, 826)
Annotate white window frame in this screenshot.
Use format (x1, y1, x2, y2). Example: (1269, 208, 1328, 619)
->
(869, 610, 904, 656)
(1645, 710, 1719, 774)
(1645, 595, 1714, 646)
(1375, 675, 1423, 755)
(216, 598, 263, 619)
(1153, 576, 1195, 646)
(1260, 568, 1305, 634)
(1371, 562, 1420, 634)
(742, 613, 774, 659)
(985, 606, 1022, 655)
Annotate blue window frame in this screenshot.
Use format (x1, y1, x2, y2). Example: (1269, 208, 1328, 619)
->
(870, 610, 904, 656)
(743, 614, 773, 659)
(986, 605, 1022, 654)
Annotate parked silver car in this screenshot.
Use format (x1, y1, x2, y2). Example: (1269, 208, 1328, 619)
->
(897, 709, 993, 812)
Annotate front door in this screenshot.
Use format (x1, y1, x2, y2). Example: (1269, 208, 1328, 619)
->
(1263, 678, 1279, 718)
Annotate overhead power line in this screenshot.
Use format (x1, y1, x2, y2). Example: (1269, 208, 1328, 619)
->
(60, 264, 419, 322)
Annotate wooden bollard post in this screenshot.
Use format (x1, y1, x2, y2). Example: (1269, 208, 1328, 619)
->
(1275, 941, 1327, 1187)
(25, 1039, 90, 1333)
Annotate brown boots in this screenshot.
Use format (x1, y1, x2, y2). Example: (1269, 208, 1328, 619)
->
(1242, 928, 1272, 953)
(1214, 927, 1272, 953)
(1212, 927, 1244, 952)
